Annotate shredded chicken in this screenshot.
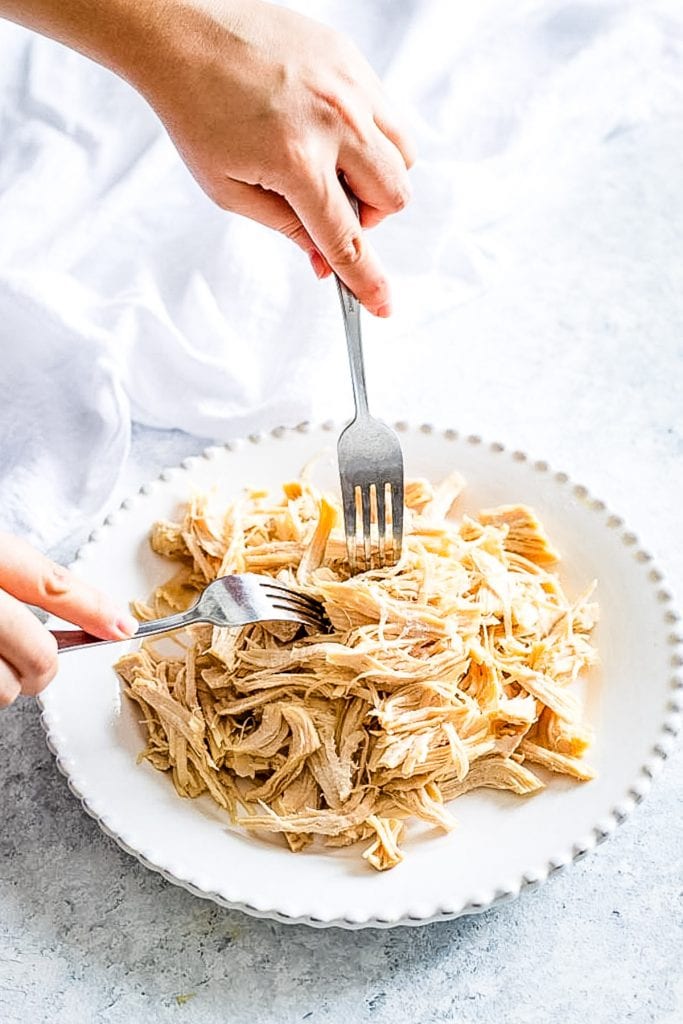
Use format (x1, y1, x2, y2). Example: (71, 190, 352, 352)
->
(115, 473, 598, 870)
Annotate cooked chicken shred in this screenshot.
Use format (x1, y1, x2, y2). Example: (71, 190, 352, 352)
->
(115, 473, 598, 871)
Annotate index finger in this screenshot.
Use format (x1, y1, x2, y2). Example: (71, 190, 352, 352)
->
(0, 531, 138, 639)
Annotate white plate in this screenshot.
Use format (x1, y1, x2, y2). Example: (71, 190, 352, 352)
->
(39, 424, 682, 928)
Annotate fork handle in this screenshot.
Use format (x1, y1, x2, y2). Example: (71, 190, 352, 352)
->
(52, 630, 110, 652)
(53, 608, 201, 653)
(335, 188, 370, 420)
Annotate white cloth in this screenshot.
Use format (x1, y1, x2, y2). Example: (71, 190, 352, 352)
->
(0, 0, 681, 548)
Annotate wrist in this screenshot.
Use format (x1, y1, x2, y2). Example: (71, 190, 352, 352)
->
(123, 0, 257, 126)
(122, 1, 250, 96)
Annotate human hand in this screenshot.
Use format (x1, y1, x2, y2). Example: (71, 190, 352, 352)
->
(0, 532, 138, 708)
(0, 0, 414, 313)
(133, 0, 416, 316)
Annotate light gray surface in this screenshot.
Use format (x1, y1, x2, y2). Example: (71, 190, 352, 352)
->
(3, 24, 683, 1024)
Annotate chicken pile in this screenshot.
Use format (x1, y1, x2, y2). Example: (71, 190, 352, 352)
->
(115, 471, 598, 871)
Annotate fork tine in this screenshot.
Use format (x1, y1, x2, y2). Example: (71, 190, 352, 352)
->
(248, 575, 328, 628)
(261, 583, 323, 614)
(376, 482, 387, 567)
(341, 483, 358, 575)
(268, 604, 326, 629)
(390, 482, 404, 564)
(261, 579, 308, 597)
(360, 484, 372, 571)
(267, 595, 326, 625)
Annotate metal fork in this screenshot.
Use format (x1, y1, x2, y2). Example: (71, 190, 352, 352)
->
(52, 574, 328, 652)
(335, 192, 405, 575)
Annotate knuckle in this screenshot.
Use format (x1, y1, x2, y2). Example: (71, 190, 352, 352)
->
(390, 183, 411, 211)
(282, 140, 314, 178)
(329, 230, 363, 267)
(38, 561, 71, 602)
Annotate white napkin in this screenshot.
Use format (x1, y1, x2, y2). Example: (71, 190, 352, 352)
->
(0, 0, 681, 548)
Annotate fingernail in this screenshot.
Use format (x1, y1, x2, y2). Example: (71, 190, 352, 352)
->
(376, 302, 392, 318)
(309, 250, 327, 279)
(114, 613, 139, 638)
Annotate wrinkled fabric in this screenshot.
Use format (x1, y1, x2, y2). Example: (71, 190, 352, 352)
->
(0, 0, 681, 546)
